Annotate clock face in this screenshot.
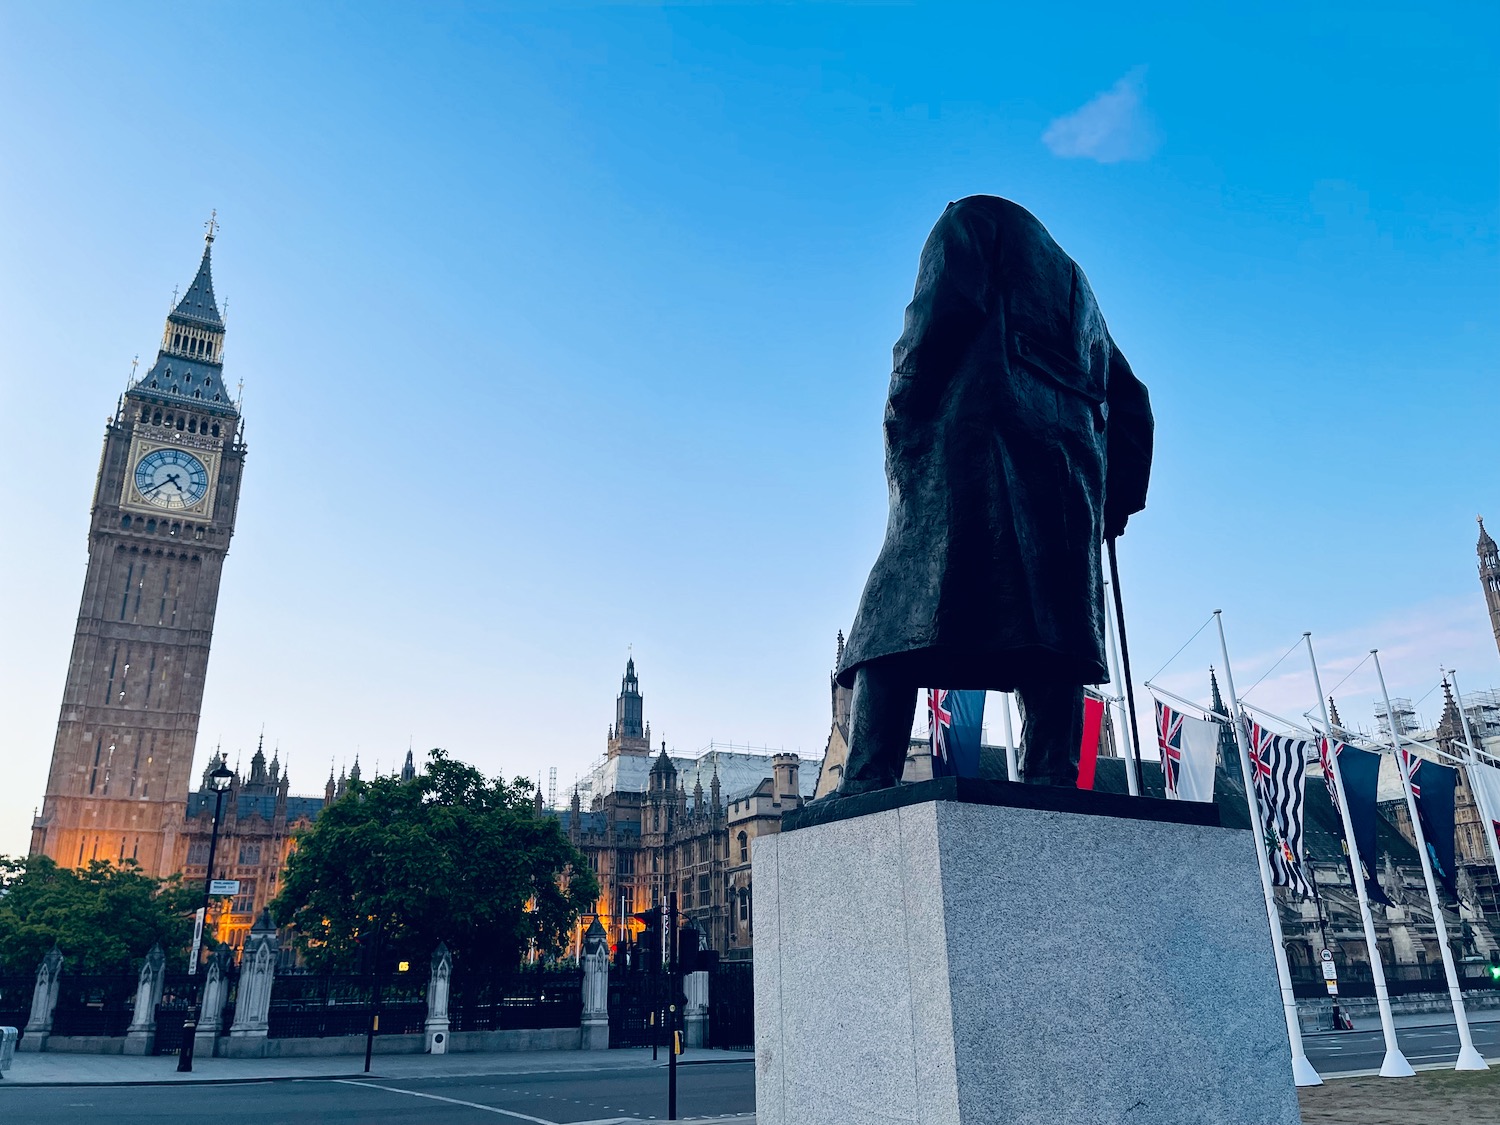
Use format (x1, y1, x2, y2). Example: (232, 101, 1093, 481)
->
(134, 448, 210, 510)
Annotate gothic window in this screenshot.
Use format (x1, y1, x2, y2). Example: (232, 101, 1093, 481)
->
(238, 843, 262, 865)
(118, 563, 135, 620)
(88, 737, 103, 794)
(121, 515, 132, 530)
(232, 879, 257, 914)
(682, 879, 693, 909)
(186, 840, 210, 865)
(739, 889, 749, 922)
(152, 411, 162, 424)
(737, 832, 748, 863)
(210, 423, 220, 437)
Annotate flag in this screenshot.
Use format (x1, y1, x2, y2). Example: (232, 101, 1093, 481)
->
(1154, 699, 1218, 802)
(1468, 758, 1500, 856)
(1245, 716, 1313, 897)
(1402, 750, 1459, 901)
(1077, 691, 1106, 790)
(929, 689, 984, 779)
(1320, 738, 1392, 906)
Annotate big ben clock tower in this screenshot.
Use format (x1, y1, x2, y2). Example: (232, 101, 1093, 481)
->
(30, 217, 246, 877)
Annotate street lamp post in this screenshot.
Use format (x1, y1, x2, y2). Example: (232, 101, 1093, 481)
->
(177, 763, 235, 1073)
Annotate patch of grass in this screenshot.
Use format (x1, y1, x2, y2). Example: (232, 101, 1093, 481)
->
(1298, 1067, 1500, 1125)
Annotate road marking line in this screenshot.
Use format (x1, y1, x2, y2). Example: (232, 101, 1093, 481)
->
(333, 1079, 559, 1123)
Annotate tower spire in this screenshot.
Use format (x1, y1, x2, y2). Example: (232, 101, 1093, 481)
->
(1479, 516, 1500, 658)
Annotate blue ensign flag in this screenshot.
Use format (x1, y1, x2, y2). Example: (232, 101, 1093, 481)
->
(929, 689, 985, 779)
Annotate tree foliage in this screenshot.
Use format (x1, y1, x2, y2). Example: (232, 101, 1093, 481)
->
(271, 750, 598, 975)
(0, 856, 199, 975)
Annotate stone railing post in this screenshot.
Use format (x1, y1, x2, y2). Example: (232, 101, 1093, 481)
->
(425, 943, 452, 1054)
(580, 918, 610, 1050)
(227, 910, 278, 1057)
(124, 944, 167, 1055)
(194, 949, 232, 1058)
(19, 945, 63, 1053)
(684, 970, 709, 1048)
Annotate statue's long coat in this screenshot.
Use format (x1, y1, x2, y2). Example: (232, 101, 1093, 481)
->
(837, 196, 1154, 691)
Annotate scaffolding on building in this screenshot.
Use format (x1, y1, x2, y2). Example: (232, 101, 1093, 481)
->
(1374, 696, 1419, 737)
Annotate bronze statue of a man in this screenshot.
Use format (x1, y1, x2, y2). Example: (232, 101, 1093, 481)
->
(836, 196, 1153, 793)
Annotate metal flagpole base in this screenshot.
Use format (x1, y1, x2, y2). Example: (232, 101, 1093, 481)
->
(1455, 1044, 1490, 1071)
(1379, 1048, 1416, 1078)
(1291, 1055, 1323, 1087)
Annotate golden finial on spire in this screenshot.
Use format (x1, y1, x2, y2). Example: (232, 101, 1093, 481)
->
(204, 208, 219, 244)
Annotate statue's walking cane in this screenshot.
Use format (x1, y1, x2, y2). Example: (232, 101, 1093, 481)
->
(1107, 537, 1147, 795)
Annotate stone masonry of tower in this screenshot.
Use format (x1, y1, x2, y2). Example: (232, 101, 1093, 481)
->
(30, 225, 245, 878)
(1479, 517, 1500, 658)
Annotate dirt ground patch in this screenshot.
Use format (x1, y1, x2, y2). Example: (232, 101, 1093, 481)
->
(1298, 1068, 1500, 1124)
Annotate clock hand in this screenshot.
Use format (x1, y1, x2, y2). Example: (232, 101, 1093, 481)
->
(140, 479, 169, 496)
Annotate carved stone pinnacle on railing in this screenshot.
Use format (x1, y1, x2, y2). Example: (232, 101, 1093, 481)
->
(227, 910, 278, 1057)
(580, 917, 610, 1050)
(123, 943, 168, 1054)
(425, 942, 452, 1054)
(19, 944, 64, 1053)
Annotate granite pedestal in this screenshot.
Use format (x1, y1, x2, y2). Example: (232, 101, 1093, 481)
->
(752, 778, 1302, 1125)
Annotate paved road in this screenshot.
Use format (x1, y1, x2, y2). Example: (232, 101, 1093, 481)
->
(0, 1060, 758, 1124)
(1305, 1018, 1500, 1074)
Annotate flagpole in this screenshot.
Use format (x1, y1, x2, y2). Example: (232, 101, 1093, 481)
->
(1373, 650, 1488, 1071)
(1304, 634, 1412, 1076)
(1103, 569, 1140, 796)
(1214, 612, 1321, 1086)
(1448, 670, 1500, 903)
(999, 693, 1019, 783)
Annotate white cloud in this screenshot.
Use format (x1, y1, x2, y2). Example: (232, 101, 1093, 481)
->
(1042, 67, 1159, 164)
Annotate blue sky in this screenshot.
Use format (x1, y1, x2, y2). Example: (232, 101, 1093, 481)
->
(1, 2, 1496, 852)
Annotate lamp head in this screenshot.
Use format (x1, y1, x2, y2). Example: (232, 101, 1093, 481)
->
(210, 765, 235, 792)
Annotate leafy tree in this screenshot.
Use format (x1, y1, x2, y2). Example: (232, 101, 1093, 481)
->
(0, 856, 199, 974)
(272, 749, 598, 976)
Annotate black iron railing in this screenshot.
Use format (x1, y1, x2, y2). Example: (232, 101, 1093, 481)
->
(0, 974, 32, 1037)
(1291, 961, 1500, 999)
(51, 974, 136, 1037)
(708, 961, 754, 1050)
(266, 972, 430, 1039)
(449, 970, 582, 1033)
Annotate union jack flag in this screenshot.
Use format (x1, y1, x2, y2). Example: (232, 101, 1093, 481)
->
(1245, 716, 1313, 897)
(929, 689, 955, 776)
(1319, 737, 1341, 812)
(1156, 701, 1185, 796)
(1401, 750, 1422, 798)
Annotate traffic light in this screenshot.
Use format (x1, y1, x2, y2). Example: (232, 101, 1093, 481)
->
(1489, 950, 1499, 982)
(634, 907, 663, 971)
(677, 924, 701, 974)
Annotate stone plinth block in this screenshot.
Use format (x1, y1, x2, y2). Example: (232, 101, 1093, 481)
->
(753, 778, 1302, 1125)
